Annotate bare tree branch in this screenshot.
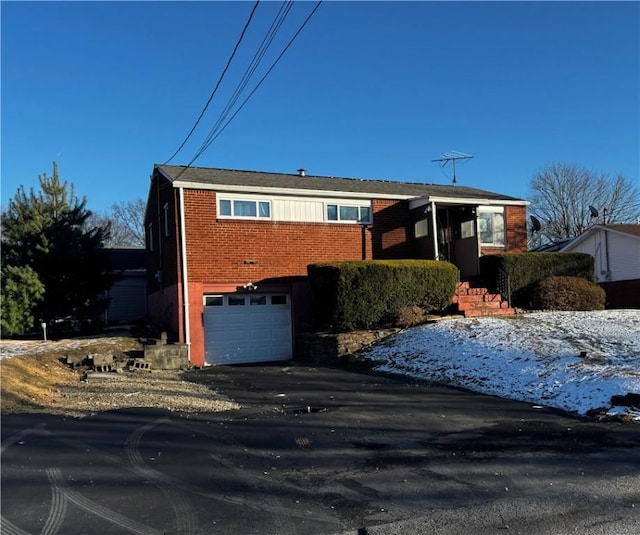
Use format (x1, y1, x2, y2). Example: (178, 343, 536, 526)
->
(90, 198, 145, 248)
(528, 162, 640, 246)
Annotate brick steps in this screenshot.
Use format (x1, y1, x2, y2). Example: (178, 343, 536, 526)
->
(454, 281, 515, 318)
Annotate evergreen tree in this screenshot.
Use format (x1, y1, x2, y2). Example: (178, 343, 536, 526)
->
(0, 265, 45, 336)
(1, 163, 113, 332)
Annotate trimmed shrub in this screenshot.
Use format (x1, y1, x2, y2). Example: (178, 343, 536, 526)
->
(308, 260, 457, 332)
(480, 252, 594, 308)
(531, 276, 605, 311)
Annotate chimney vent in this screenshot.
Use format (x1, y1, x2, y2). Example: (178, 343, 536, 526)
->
(297, 168, 306, 177)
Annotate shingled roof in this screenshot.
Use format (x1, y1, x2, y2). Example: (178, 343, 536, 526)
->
(605, 224, 640, 238)
(156, 164, 525, 202)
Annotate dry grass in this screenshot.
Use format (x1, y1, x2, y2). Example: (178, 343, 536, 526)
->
(0, 337, 144, 414)
(1, 335, 240, 416)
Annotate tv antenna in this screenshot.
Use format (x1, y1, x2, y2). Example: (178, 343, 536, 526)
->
(431, 150, 474, 185)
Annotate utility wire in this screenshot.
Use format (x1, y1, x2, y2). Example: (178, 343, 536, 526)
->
(163, 0, 260, 165)
(188, 1, 294, 164)
(173, 0, 323, 181)
(195, 1, 294, 156)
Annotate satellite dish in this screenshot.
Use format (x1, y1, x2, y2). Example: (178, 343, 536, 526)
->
(530, 215, 542, 232)
(588, 205, 599, 219)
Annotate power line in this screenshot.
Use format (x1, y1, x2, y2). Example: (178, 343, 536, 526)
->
(173, 0, 323, 181)
(163, 0, 261, 165)
(190, 1, 295, 163)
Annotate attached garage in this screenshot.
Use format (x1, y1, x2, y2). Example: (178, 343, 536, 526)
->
(203, 293, 293, 365)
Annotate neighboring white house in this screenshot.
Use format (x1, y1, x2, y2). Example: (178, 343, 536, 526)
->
(561, 224, 640, 308)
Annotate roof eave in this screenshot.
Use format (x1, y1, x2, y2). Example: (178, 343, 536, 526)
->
(409, 196, 529, 209)
(170, 179, 415, 200)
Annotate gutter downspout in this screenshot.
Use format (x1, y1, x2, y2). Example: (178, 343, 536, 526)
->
(430, 201, 439, 260)
(178, 187, 191, 362)
(604, 227, 611, 281)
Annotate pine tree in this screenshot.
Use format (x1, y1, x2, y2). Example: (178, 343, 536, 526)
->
(1, 163, 113, 333)
(0, 265, 45, 336)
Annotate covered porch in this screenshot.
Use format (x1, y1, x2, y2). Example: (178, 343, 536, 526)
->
(410, 196, 510, 279)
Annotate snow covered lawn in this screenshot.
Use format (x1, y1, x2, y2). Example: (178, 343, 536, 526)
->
(362, 310, 640, 422)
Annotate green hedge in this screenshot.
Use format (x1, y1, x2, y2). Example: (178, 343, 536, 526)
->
(307, 260, 458, 332)
(479, 252, 594, 308)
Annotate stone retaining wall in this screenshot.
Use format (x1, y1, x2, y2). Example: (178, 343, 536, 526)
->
(295, 329, 399, 365)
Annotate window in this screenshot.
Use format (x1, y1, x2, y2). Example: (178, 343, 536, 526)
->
(204, 295, 223, 306)
(271, 295, 287, 305)
(478, 207, 505, 246)
(250, 295, 267, 306)
(326, 204, 371, 223)
(460, 220, 475, 239)
(218, 198, 271, 219)
(228, 296, 246, 306)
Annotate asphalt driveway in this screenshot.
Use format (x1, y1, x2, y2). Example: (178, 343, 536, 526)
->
(2, 363, 639, 534)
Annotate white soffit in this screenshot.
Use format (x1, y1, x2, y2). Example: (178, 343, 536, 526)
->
(409, 196, 529, 209)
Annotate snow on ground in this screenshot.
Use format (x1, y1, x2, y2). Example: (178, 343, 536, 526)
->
(0, 336, 130, 359)
(362, 310, 640, 422)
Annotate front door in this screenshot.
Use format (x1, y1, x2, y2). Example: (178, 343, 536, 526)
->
(452, 207, 479, 278)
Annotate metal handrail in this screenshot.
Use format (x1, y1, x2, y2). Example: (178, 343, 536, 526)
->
(496, 266, 512, 308)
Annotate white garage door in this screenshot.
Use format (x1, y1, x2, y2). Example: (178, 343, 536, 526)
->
(203, 293, 292, 365)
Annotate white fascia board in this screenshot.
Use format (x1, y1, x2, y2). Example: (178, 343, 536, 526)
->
(172, 180, 414, 201)
(409, 196, 529, 210)
(561, 227, 598, 251)
(562, 225, 640, 251)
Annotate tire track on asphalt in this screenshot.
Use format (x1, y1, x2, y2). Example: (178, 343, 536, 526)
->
(0, 516, 30, 535)
(41, 478, 67, 535)
(46, 469, 162, 535)
(5, 416, 338, 531)
(125, 419, 199, 535)
(1, 424, 50, 455)
(168, 417, 340, 530)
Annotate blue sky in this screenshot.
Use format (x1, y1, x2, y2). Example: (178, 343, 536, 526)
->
(2, 1, 639, 213)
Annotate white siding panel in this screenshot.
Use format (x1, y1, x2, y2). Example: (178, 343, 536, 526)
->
(608, 233, 640, 281)
(106, 275, 147, 323)
(272, 198, 324, 222)
(569, 229, 640, 282)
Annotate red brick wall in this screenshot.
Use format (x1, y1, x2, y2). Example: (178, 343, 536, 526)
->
(371, 199, 414, 258)
(183, 189, 374, 283)
(505, 205, 528, 252)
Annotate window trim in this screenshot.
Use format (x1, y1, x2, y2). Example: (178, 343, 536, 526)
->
(217, 197, 272, 220)
(325, 203, 372, 224)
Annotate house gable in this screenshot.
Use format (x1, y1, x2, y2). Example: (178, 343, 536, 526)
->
(562, 224, 640, 283)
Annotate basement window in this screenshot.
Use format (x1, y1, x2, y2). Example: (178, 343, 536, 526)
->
(478, 206, 505, 246)
(218, 198, 271, 219)
(326, 204, 371, 223)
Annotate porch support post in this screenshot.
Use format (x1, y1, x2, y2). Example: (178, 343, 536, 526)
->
(430, 201, 439, 260)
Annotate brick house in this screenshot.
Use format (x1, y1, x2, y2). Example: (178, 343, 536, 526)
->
(145, 164, 528, 366)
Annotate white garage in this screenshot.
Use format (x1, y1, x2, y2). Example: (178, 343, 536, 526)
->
(203, 293, 293, 365)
